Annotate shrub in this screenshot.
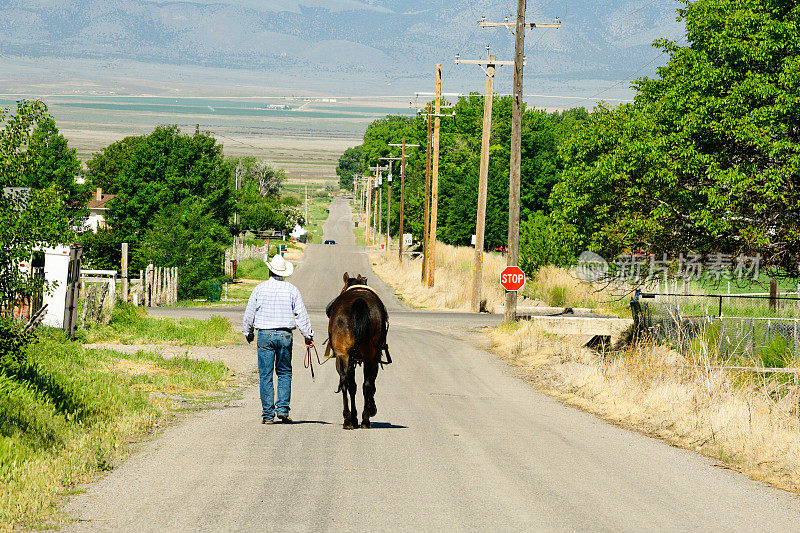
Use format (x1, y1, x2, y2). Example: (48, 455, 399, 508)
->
(0, 317, 34, 374)
(140, 199, 231, 300)
(519, 212, 580, 275)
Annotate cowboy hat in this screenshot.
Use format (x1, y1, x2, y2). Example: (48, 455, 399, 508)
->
(264, 254, 294, 277)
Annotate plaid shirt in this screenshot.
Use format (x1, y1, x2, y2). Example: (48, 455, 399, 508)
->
(242, 277, 314, 339)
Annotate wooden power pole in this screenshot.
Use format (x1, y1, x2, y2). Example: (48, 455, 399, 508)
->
(481, 5, 560, 321)
(456, 47, 514, 313)
(380, 156, 401, 254)
(365, 173, 373, 246)
(427, 64, 442, 288)
(421, 103, 433, 283)
(368, 164, 389, 247)
(389, 140, 420, 262)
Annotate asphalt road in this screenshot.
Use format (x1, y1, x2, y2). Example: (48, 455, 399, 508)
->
(62, 198, 800, 531)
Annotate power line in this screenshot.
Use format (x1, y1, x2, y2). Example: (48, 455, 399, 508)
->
(588, 34, 687, 100)
(207, 130, 264, 152)
(415, 91, 632, 102)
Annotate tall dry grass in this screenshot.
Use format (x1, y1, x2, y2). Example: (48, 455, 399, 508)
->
(371, 242, 620, 313)
(370, 242, 529, 312)
(490, 321, 800, 492)
(526, 265, 618, 310)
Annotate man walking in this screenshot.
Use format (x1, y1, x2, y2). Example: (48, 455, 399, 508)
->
(242, 254, 314, 424)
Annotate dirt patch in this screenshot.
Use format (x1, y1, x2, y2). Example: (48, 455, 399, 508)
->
(284, 244, 304, 261)
(115, 359, 175, 377)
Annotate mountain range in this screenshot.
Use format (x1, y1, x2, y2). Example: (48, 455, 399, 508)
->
(0, 0, 686, 101)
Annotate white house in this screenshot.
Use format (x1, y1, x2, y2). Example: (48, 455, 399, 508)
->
(86, 187, 115, 232)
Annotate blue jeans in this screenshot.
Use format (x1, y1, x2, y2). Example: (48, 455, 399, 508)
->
(257, 329, 293, 420)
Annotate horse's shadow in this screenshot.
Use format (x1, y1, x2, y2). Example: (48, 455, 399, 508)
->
(363, 421, 407, 429)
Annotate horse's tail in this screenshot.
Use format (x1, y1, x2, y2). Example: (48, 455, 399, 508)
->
(351, 298, 370, 348)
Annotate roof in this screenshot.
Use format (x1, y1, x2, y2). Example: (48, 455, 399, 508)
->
(88, 193, 115, 209)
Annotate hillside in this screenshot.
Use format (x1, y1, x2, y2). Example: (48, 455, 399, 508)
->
(0, 0, 685, 99)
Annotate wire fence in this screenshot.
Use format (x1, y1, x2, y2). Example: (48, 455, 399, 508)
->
(631, 294, 800, 364)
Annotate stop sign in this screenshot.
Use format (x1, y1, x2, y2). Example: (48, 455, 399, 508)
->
(500, 266, 526, 291)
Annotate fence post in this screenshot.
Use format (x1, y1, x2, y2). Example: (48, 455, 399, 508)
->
(769, 278, 777, 312)
(794, 319, 799, 359)
(145, 264, 154, 307)
(121, 243, 129, 301)
(157, 267, 163, 306)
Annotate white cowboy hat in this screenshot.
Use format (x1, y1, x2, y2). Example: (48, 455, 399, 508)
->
(264, 254, 294, 277)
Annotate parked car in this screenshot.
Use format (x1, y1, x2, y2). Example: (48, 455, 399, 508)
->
(324, 240, 336, 245)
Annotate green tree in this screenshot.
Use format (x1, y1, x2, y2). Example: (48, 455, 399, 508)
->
(336, 146, 363, 190)
(237, 180, 288, 232)
(552, 0, 800, 273)
(107, 126, 233, 260)
(140, 199, 232, 299)
(0, 100, 49, 185)
(24, 117, 87, 219)
(78, 228, 125, 271)
(519, 212, 580, 274)
(349, 97, 587, 252)
(0, 188, 73, 314)
(230, 157, 285, 198)
(1, 100, 86, 223)
(0, 101, 74, 314)
(85, 135, 146, 194)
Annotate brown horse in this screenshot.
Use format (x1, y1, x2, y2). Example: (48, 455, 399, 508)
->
(326, 273, 389, 429)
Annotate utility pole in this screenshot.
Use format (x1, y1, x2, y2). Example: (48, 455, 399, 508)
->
(361, 176, 367, 221)
(421, 103, 433, 283)
(368, 164, 389, 247)
(389, 140, 420, 261)
(374, 177, 379, 245)
(456, 47, 514, 312)
(370, 177, 378, 246)
(304, 184, 309, 229)
(427, 64, 442, 288)
(234, 163, 242, 249)
(481, 6, 561, 321)
(380, 156, 401, 254)
(378, 175, 382, 243)
(365, 173, 373, 246)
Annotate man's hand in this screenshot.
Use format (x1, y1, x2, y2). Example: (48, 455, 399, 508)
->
(246, 332, 254, 344)
(305, 337, 314, 348)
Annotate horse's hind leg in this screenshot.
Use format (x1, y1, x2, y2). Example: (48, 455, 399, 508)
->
(336, 357, 354, 429)
(345, 362, 359, 429)
(361, 357, 378, 429)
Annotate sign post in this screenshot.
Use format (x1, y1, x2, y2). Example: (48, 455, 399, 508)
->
(500, 266, 526, 293)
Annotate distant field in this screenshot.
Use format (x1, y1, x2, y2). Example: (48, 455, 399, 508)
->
(0, 94, 415, 181)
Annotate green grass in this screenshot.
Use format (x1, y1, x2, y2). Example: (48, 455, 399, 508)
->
(354, 224, 366, 246)
(304, 196, 332, 244)
(665, 297, 800, 319)
(84, 302, 239, 346)
(0, 331, 231, 530)
(236, 258, 271, 280)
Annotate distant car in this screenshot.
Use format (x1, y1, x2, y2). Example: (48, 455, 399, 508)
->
(324, 240, 336, 245)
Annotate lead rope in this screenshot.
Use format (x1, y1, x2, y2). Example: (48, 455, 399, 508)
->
(304, 344, 329, 380)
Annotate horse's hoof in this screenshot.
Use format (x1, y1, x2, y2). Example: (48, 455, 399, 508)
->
(343, 421, 355, 430)
(361, 420, 371, 429)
